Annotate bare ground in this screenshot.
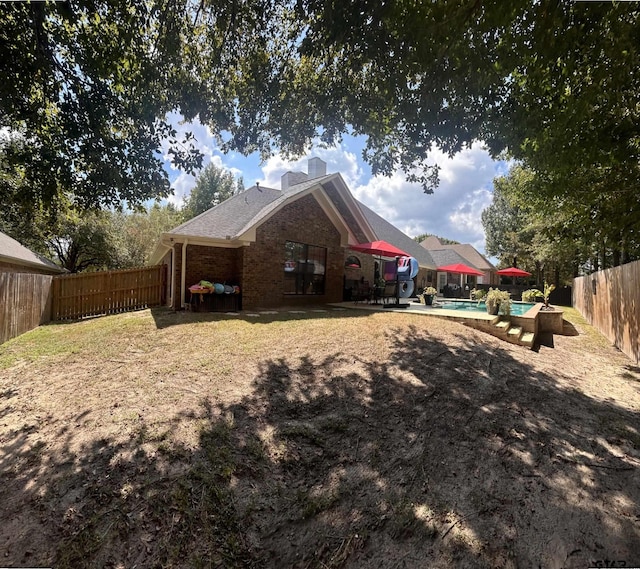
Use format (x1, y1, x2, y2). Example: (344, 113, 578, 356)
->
(1, 306, 639, 568)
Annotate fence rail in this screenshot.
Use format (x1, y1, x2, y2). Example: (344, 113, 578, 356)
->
(52, 266, 166, 321)
(573, 260, 640, 364)
(0, 272, 53, 344)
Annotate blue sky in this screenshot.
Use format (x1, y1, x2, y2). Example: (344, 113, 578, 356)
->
(161, 116, 508, 258)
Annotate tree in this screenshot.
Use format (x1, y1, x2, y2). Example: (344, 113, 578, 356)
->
(235, 1, 640, 198)
(484, 162, 639, 285)
(482, 167, 535, 270)
(108, 204, 185, 268)
(0, 0, 238, 211)
(182, 164, 244, 220)
(47, 211, 117, 273)
(2, 0, 639, 216)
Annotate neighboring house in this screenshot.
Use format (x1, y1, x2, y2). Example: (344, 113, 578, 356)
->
(0, 231, 65, 275)
(420, 235, 497, 292)
(150, 158, 439, 311)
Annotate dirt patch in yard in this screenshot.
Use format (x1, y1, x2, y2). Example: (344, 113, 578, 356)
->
(1, 306, 639, 568)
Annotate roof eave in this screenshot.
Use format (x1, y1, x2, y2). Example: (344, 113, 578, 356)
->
(0, 253, 66, 274)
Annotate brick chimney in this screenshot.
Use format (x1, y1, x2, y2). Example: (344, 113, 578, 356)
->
(308, 157, 327, 179)
(281, 170, 309, 191)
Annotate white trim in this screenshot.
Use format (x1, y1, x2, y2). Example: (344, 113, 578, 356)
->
(181, 239, 188, 309)
(169, 247, 174, 308)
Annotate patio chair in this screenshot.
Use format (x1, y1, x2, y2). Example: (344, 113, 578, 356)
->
(353, 281, 372, 303)
(378, 281, 398, 304)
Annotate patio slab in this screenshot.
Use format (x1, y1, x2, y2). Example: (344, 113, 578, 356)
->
(328, 299, 499, 323)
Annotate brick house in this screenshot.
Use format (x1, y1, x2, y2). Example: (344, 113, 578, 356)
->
(150, 158, 438, 311)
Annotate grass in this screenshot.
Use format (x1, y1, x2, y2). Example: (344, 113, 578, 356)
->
(1, 305, 639, 568)
(560, 306, 614, 350)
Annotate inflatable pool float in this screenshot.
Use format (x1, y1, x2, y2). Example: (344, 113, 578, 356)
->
(398, 280, 415, 298)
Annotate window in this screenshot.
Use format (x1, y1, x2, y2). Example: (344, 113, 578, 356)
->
(345, 255, 361, 268)
(284, 241, 326, 295)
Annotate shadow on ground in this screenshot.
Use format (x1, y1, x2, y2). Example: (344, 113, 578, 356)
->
(149, 305, 371, 330)
(1, 324, 639, 568)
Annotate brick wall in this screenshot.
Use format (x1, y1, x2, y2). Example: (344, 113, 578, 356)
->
(343, 254, 377, 289)
(184, 245, 241, 290)
(241, 194, 343, 309)
(171, 243, 244, 308)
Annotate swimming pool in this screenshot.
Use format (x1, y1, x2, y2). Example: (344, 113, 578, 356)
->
(438, 300, 535, 316)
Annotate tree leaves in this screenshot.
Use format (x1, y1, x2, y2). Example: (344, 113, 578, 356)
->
(182, 163, 244, 220)
(2, 0, 639, 216)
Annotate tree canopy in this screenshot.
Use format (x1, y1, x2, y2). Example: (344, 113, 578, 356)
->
(182, 163, 244, 220)
(483, 164, 639, 285)
(2, 0, 638, 217)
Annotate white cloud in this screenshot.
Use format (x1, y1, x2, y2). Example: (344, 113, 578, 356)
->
(258, 144, 362, 189)
(352, 143, 500, 255)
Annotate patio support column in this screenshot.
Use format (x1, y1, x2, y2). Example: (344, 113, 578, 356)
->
(169, 245, 175, 309)
(180, 239, 188, 309)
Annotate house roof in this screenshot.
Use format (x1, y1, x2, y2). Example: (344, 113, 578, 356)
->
(168, 185, 282, 240)
(355, 202, 437, 269)
(446, 244, 495, 271)
(420, 237, 495, 272)
(428, 248, 474, 268)
(0, 230, 65, 273)
(164, 173, 361, 241)
(421, 235, 443, 249)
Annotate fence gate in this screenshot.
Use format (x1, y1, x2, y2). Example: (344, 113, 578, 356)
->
(52, 265, 166, 321)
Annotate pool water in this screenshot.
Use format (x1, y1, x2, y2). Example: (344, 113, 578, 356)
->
(438, 300, 535, 316)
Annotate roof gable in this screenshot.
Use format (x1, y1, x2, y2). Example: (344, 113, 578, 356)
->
(420, 238, 495, 271)
(448, 244, 495, 270)
(161, 173, 376, 248)
(420, 235, 443, 249)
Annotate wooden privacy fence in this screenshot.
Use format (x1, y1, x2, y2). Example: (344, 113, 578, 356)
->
(573, 260, 640, 364)
(52, 265, 166, 321)
(0, 272, 54, 344)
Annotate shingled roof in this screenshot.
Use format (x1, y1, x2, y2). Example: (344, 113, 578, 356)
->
(168, 184, 283, 240)
(0, 231, 65, 274)
(420, 236, 495, 271)
(428, 248, 474, 268)
(355, 202, 437, 269)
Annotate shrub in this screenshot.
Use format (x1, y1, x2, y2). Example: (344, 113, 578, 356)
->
(522, 289, 542, 302)
(470, 288, 487, 301)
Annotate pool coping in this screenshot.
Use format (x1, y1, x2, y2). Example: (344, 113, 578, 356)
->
(329, 298, 564, 350)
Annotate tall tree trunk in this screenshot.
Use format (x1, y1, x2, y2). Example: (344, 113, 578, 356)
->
(612, 248, 621, 267)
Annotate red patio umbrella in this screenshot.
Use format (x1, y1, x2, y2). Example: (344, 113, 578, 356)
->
(350, 240, 410, 308)
(349, 240, 409, 258)
(496, 267, 532, 277)
(437, 262, 483, 276)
